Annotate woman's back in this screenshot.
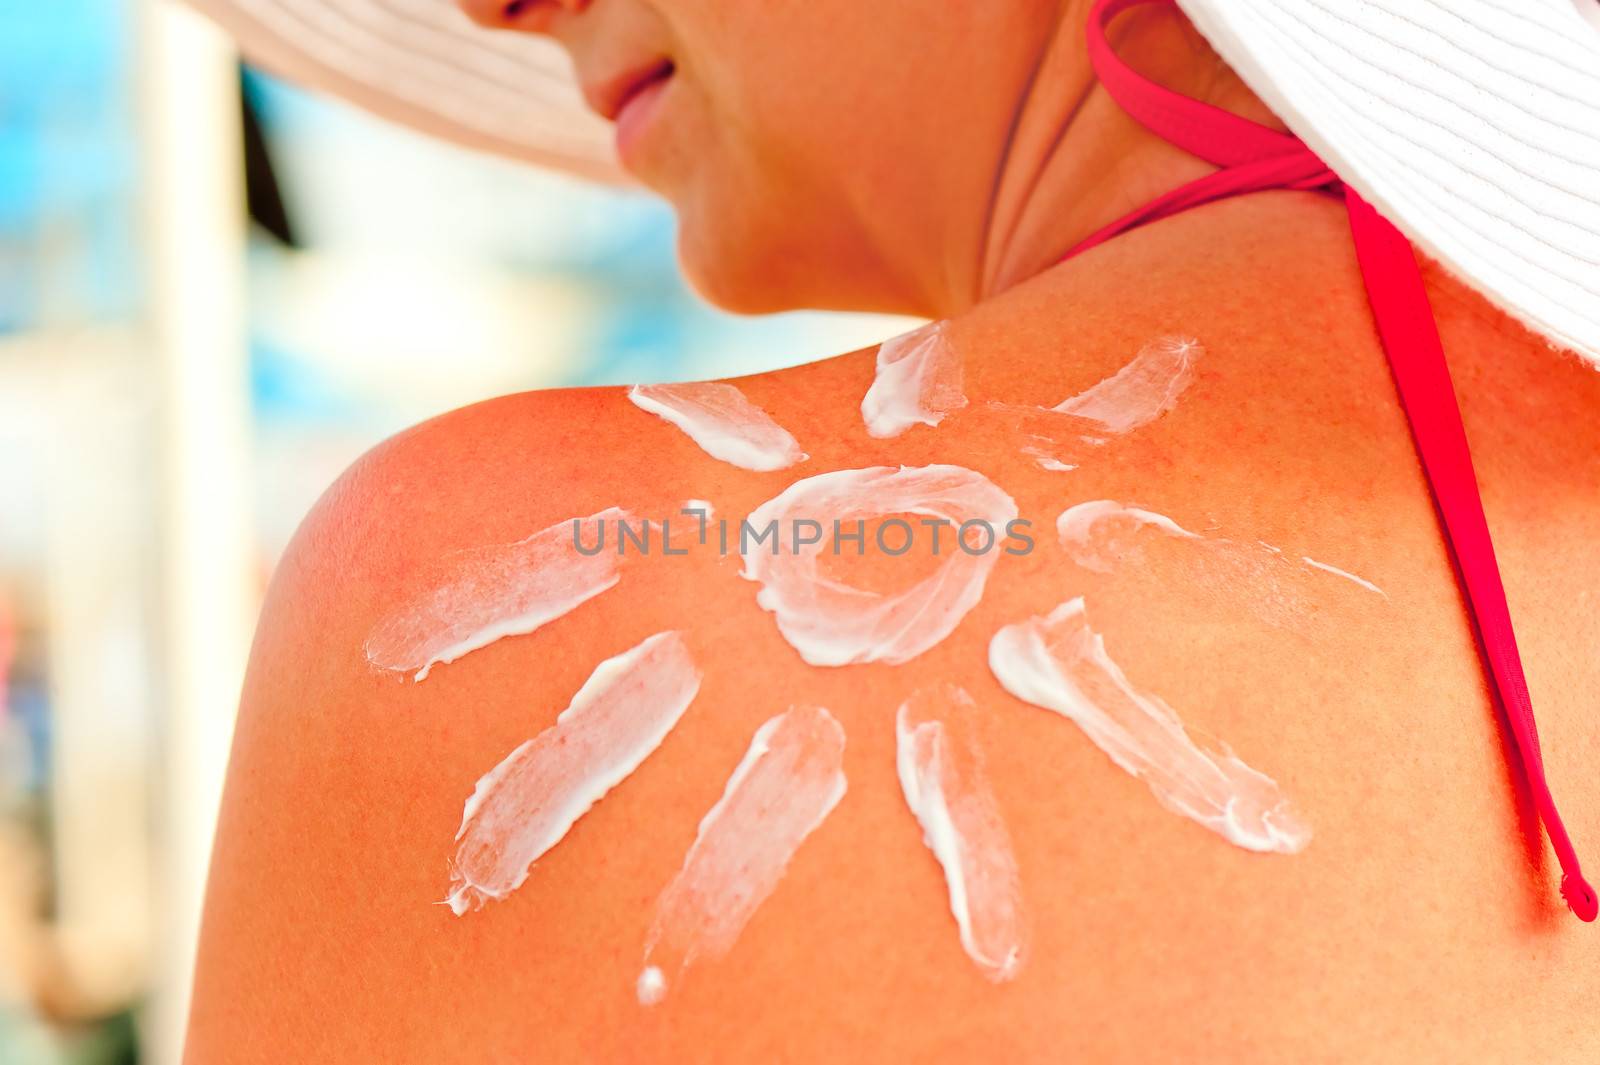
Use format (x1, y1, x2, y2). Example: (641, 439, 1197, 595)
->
(185, 189, 1600, 1062)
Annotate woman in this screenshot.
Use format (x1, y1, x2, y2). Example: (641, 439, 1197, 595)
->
(183, 1, 1600, 1060)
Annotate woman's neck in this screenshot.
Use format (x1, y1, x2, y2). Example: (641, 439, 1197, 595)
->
(949, 1, 1287, 315)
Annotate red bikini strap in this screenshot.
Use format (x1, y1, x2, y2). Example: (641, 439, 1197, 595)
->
(1071, 0, 1596, 922)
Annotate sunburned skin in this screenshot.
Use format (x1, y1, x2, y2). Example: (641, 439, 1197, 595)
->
(740, 464, 1022, 666)
(188, 190, 1600, 1065)
(988, 597, 1311, 854)
(446, 631, 701, 914)
(638, 704, 847, 1005)
(860, 320, 968, 438)
(364, 506, 633, 681)
(895, 684, 1028, 982)
(628, 381, 808, 471)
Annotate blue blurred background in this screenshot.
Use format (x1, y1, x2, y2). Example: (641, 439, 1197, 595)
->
(0, 3, 908, 1061)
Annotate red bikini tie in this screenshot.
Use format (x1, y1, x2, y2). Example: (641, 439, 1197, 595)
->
(1068, 0, 1595, 922)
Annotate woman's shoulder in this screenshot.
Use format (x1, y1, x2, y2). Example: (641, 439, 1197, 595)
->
(187, 191, 1600, 1062)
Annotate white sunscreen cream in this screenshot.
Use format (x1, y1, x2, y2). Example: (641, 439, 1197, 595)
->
(365, 507, 631, 682)
(638, 704, 847, 1005)
(1298, 555, 1388, 597)
(1055, 499, 1203, 572)
(741, 465, 1019, 666)
(628, 382, 807, 471)
(1052, 334, 1200, 440)
(446, 631, 701, 915)
(1002, 335, 1202, 471)
(860, 320, 968, 438)
(896, 685, 1027, 982)
(1057, 499, 1386, 619)
(988, 598, 1310, 854)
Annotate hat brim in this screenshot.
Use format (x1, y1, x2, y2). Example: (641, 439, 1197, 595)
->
(188, 0, 627, 184)
(1179, 0, 1600, 366)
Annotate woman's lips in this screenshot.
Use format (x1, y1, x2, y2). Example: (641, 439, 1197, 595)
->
(614, 65, 674, 164)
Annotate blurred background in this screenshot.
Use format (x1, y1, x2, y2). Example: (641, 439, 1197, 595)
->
(0, 2, 910, 1060)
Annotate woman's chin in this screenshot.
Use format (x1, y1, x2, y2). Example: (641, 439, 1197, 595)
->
(676, 227, 900, 316)
(675, 228, 800, 315)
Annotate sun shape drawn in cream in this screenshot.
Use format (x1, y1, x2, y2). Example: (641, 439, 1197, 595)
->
(386, 336, 1366, 1004)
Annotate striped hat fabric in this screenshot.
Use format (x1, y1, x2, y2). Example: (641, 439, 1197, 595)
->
(187, 0, 625, 183)
(1178, 0, 1600, 366)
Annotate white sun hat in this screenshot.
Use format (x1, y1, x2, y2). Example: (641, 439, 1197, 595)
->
(186, 0, 1600, 365)
(185, 0, 624, 183)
